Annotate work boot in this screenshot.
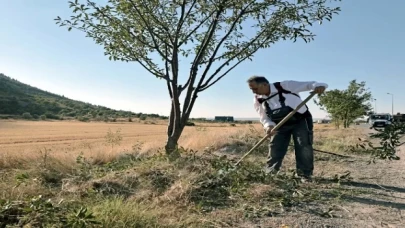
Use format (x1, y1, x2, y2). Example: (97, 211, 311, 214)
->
(300, 175, 312, 183)
(264, 163, 279, 175)
(294, 173, 312, 183)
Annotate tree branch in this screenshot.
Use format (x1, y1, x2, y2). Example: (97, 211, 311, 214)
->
(169, 0, 190, 97)
(198, 50, 256, 92)
(199, 19, 277, 90)
(85, 2, 155, 50)
(177, 1, 217, 92)
(165, 45, 173, 90)
(126, 0, 173, 60)
(175, 0, 191, 37)
(166, 80, 173, 98)
(137, 0, 175, 45)
(178, 10, 217, 47)
(124, 43, 170, 80)
(196, 1, 254, 92)
(69, 13, 169, 80)
(181, 1, 227, 122)
(85, 0, 174, 79)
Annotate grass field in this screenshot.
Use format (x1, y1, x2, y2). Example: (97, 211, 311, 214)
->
(0, 120, 263, 168)
(0, 119, 346, 168)
(1, 119, 404, 227)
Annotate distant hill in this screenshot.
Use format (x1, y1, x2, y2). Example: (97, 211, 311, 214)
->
(0, 73, 167, 121)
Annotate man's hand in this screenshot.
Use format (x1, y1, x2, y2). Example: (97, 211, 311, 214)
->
(265, 126, 276, 137)
(314, 86, 326, 94)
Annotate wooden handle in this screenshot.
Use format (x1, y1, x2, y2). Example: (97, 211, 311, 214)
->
(234, 92, 317, 166)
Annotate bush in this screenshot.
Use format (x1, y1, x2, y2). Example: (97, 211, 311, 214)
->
(45, 113, 60, 120)
(22, 112, 32, 119)
(0, 195, 100, 227)
(78, 116, 90, 122)
(185, 121, 195, 126)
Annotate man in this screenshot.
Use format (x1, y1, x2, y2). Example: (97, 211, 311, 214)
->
(247, 76, 327, 182)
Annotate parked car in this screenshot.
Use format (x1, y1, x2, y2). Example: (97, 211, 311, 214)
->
(368, 113, 392, 128)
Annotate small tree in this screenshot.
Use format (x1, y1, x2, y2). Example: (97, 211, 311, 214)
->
(314, 80, 372, 128)
(56, 0, 342, 157)
(349, 121, 404, 162)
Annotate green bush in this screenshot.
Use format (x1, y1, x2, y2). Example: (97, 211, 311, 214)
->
(185, 121, 195, 126)
(22, 112, 32, 119)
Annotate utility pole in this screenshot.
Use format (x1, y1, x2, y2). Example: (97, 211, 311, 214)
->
(373, 98, 377, 113)
(387, 93, 394, 116)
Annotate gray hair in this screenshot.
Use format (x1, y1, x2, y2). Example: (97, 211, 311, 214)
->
(246, 75, 269, 84)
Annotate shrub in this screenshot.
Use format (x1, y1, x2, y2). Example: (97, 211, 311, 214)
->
(185, 121, 195, 126)
(22, 112, 32, 119)
(349, 121, 404, 162)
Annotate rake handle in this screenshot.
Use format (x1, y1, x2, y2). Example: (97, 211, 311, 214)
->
(234, 92, 317, 166)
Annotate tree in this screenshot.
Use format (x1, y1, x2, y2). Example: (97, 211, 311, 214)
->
(55, 0, 342, 158)
(314, 80, 372, 128)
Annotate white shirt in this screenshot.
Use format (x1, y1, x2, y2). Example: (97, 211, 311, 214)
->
(254, 80, 328, 128)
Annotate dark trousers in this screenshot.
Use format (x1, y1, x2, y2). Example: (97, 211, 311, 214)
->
(267, 114, 314, 177)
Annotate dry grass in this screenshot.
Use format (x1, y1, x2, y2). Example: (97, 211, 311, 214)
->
(0, 119, 350, 168)
(0, 119, 253, 168)
(0, 119, 361, 169)
(4, 119, 394, 227)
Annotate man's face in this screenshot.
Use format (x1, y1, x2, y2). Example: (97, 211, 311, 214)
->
(248, 81, 269, 95)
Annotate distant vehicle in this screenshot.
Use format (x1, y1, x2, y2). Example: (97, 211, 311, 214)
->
(317, 119, 331, 124)
(368, 113, 392, 128)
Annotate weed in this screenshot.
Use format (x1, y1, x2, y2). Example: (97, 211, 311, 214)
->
(104, 128, 123, 152)
(0, 195, 99, 227)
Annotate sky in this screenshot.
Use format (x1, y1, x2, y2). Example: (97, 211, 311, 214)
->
(1, 0, 404, 119)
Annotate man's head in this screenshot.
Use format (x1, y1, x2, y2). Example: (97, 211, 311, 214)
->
(247, 75, 270, 96)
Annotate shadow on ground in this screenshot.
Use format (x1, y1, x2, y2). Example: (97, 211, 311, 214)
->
(314, 177, 405, 210)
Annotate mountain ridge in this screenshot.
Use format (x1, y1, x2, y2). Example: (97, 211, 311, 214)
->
(0, 73, 167, 121)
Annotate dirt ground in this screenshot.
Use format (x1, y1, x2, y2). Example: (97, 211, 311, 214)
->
(247, 130, 405, 227)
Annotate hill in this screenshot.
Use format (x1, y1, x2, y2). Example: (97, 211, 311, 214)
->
(0, 73, 167, 121)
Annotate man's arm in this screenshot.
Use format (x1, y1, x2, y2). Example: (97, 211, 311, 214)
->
(280, 80, 328, 93)
(253, 97, 276, 128)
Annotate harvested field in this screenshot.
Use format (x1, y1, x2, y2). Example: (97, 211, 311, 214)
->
(0, 120, 338, 167)
(0, 120, 258, 167)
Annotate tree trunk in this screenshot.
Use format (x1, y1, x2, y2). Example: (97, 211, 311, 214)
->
(332, 117, 340, 129)
(164, 69, 197, 159)
(164, 97, 187, 160)
(165, 134, 181, 160)
(343, 119, 350, 128)
(165, 102, 179, 159)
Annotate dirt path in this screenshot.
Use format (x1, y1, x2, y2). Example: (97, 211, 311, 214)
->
(210, 137, 405, 228)
(335, 144, 405, 227)
(251, 143, 405, 228)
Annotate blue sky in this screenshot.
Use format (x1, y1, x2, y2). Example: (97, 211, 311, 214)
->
(1, 0, 404, 119)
